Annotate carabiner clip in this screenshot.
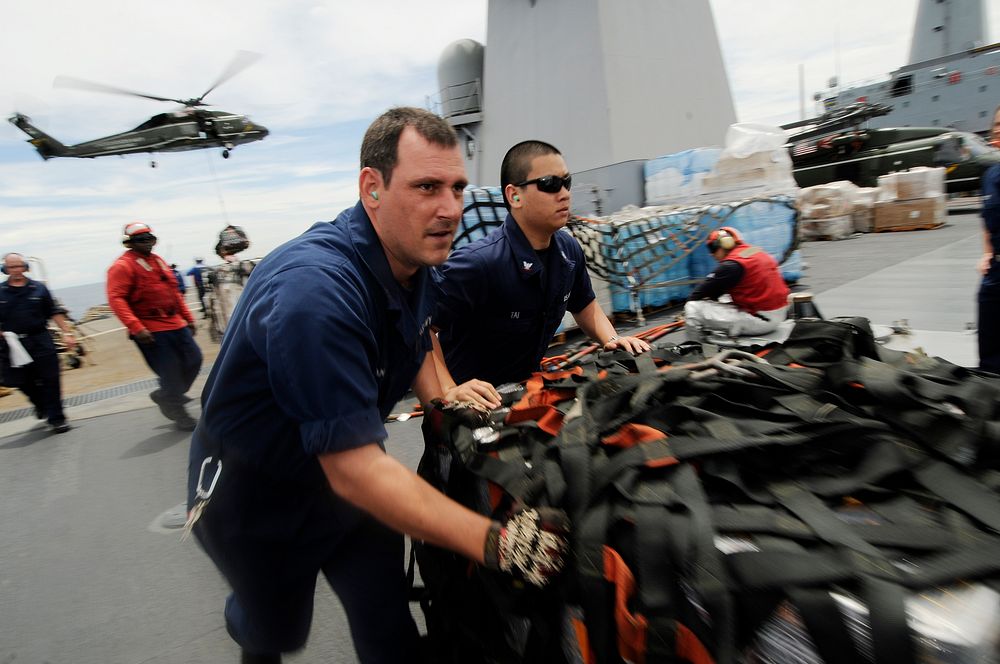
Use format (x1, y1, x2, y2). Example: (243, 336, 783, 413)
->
(196, 456, 223, 501)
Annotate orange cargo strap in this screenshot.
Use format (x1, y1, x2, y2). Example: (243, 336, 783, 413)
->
(506, 368, 583, 436)
(676, 623, 716, 664)
(603, 545, 648, 663)
(602, 423, 668, 449)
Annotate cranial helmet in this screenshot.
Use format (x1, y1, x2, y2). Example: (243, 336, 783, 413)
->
(123, 222, 155, 244)
(706, 226, 743, 253)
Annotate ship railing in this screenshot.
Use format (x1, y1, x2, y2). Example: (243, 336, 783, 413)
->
(427, 79, 482, 119)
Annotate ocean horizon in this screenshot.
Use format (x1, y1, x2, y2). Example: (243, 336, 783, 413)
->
(53, 281, 110, 320)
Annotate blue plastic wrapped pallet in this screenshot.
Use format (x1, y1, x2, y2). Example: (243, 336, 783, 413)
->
(644, 147, 723, 205)
(602, 212, 697, 312)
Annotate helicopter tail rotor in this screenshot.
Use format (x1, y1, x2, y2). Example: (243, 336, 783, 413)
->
(8, 113, 68, 160)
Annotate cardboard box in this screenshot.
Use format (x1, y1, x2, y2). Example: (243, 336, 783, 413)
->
(895, 167, 945, 200)
(872, 195, 945, 232)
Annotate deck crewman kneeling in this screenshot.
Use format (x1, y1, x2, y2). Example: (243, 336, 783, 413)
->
(684, 226, 790, 340)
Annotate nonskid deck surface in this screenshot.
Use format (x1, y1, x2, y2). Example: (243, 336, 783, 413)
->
(0, 209, 985, 663)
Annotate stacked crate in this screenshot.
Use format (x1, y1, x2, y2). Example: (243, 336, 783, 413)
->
(872, 167, 946, 232)
(797, 181, 857, 240)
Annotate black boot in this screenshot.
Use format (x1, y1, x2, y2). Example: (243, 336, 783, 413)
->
(241, 651, 281, 664)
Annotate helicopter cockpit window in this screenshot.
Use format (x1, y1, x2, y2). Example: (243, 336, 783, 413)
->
(933, 135, 963, 164)
(957, 132, 996, 157)
(134, 114, 172, 131)
(891, 75, 913, 97)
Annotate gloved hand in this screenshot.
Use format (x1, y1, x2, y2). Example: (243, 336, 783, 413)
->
(424, 398, 492, 440)
(484, 506, 570, 588)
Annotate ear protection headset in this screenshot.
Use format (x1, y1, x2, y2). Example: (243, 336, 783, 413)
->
(1, 253, 29, 275)
(706, 226, 742, 253)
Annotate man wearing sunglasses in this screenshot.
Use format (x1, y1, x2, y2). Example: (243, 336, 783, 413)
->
(432, 140, 649, 390)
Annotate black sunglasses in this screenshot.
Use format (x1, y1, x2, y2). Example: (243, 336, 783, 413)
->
(515, 174, 572, 194)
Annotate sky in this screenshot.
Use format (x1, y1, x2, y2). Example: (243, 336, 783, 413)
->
(0, 0, 998, 291)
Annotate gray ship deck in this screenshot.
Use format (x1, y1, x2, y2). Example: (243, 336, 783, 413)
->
(0, 207, 986, 663)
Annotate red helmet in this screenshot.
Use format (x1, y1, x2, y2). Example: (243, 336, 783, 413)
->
(122, 222, 156, 245)
(123, 221, 154, 238)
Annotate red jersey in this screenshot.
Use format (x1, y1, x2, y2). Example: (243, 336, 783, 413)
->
(107, 250, 193, 335)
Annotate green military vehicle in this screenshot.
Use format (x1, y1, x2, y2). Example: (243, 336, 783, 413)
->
(785, 103, 1000, 192)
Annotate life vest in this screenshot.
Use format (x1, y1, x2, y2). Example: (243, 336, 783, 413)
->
(725, 244, 789, 313)
(107, 251, 190, 333)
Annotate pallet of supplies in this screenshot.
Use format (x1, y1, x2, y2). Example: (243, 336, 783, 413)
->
(797, 181, 856, 240)
(872, 193, 946, 232)
(877, 166, 945, 202)
(852, 186, 878, 233)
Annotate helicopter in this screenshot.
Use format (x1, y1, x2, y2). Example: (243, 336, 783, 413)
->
(7, 51, 268, 167)
(783, 102, 1000, 193)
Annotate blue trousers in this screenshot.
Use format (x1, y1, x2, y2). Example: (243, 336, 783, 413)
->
(5, 333, 65, 425)
(136, 327, 202, 405)
(190, 449, 420, 661)
(979, 264, 1000, 374)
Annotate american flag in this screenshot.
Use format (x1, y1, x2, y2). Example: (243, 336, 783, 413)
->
(791, 142, 817, 157)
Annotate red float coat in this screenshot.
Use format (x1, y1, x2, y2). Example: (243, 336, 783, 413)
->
(726, 245, 790, 314)
(107, 250, 194, 335)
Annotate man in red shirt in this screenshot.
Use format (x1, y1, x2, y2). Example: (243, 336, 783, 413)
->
(107, 222, 203, 430)
(685, 226, 790, 340)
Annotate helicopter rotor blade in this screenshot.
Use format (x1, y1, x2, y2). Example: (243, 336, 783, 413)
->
(53, 76, 185, 105)
(195, 50, 262, 104)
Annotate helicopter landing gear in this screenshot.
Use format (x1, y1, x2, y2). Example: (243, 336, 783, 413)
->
(222, 149, 230, 159)
(150, 160, 157, 168)
(222, 142, 234, 159)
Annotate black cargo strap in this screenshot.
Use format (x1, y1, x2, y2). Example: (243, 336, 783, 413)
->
(913, 461, 1000, 534)
(711, 504, 953, 551)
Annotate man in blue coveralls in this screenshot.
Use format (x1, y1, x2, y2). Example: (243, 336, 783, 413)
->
(187, 258, 207, 316)
(432, 140, 649, 388)
(0, 253, 76, 433)
(977, 103, 1000, 374)
(188, 108, 566, 664)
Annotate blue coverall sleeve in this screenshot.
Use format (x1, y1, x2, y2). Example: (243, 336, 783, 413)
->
(248, 264, 387, 456)
(38, 284, 66, 319)
(431, 250, 486, 331)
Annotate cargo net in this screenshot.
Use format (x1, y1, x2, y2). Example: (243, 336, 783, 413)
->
(455, 187, 508, 249)
(566, 195, 799, 290)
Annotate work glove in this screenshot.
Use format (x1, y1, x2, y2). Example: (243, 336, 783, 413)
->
(423, 398, 492, 442)
(484, 506, 570, 588)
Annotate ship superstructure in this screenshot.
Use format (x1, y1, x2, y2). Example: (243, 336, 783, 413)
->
(820, 0, 998, 135)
